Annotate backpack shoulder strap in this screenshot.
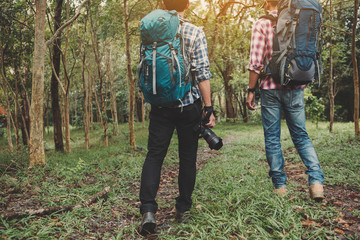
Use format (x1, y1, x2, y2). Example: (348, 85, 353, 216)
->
(259, 15, 277, 22)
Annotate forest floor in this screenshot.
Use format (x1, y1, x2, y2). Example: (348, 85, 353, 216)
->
(0, 121, 360, 239)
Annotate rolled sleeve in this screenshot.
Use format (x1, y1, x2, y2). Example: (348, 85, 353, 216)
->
(191, 29, 212, 83)
(248, 21, 267, 75)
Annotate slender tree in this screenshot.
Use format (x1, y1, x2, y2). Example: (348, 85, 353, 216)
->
(328, 0, 335, 132)
(51, 0, 65, 152)
(352, 0, 359, 136)
(124, 0, 136, 150)
(89, 4, 109, 147)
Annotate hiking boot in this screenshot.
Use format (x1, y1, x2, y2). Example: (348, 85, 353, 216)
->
(273, 186, 287, 196)
(139, 212, 156, 236)
(309, 183, 324, 202)
(174, 209, 190, 223)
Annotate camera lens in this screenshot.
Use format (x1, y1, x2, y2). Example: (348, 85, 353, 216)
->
(201, 127, 223, 150)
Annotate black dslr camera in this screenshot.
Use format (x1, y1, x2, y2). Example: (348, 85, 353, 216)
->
(195, 107, 223, 150)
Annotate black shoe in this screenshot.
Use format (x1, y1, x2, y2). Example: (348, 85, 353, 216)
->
(139, 212, 156, 236)
(174, 209, 190, 223)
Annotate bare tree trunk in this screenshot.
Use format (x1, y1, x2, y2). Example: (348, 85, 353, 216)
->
(20, 87, 30, 146)
(29, 0, 47, 166)
(222, 63, 236, 120)
(89, 74, 94, 130)
(124, 0, 136, 150)
(328, 0, 335, 133)
(107, 45, 119, 136)
(236, 90, 248, 123)
(62, 0, 71, 153)
(51, 0, 65, 151)
(353, 0, 359, 136)
(82, 59, 90, 149)
(81, 8, 90, 149)
(89, 7, 108, 146)
(218, 95, 223, 119)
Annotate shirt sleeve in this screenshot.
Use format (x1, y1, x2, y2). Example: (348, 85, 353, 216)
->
(190, 28, 212, 83)
(248, 20, 267, 75)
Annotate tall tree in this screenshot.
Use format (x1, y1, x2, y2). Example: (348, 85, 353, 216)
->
(106, 44, 120, 136)
(328, 0, 335, 132)
(51, 0, 65, 152)
(124, 0, 136, 150)
(80, 6, 90, 149)
(89, 3, 109, 147)
(62, 0, 72, 152)
(352, 0, 359, 136)
(29, 0, 47, 166)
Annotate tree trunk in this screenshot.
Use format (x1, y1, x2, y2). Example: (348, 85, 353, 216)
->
(29, 0, 47, 166)
(107, 46, 119, 136)
(218, 95, 223, 118)
(51, 0, 65, 152)
(20, 89, 30, 146)
(222, 63, 236, 120)
(352, 0, 359, 136)
(81, 8, 90, 149)
(89, 8, 108, 146)
(136, 96, 143, 123)
(328, 0, 335, 133)
(237, 90, 248, 123)
(63, 0, 71, 153)
(89, 74, 94, 130)
(124, 0, 136, 150)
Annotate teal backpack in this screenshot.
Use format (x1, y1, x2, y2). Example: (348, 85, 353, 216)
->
(138, 9, 192, 107)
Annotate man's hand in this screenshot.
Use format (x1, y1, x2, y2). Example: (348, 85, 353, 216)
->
(205, 112, 215, 128)
(246, 92, 256, 110)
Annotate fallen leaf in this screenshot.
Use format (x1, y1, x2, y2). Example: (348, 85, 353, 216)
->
(338, 218, 347, 224)
(301, 219, 319, 227)
(333, 202, 342, 207)
(334, 228, 344, 234)
(196, 205, 202, 210)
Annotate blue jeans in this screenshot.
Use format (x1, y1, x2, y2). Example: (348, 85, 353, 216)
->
(260, 89, 324, 189)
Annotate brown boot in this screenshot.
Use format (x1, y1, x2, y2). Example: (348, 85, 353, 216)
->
(309, 183, 324, 201)
(273, 187, 287, 196)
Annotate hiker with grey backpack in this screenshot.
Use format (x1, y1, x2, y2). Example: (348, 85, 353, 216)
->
(246, 0, 325, 199)
(137, 0, 215, 236)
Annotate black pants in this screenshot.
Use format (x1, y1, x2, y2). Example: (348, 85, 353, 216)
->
(139, 100, 202, 214)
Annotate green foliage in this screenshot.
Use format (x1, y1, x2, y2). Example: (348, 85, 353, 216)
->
(304, 91, 326, 126)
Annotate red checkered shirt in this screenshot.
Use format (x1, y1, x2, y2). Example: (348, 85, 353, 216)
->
(248, 10, 304, 90)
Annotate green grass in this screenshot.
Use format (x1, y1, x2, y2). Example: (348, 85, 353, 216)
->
(0, 121, 359, 239)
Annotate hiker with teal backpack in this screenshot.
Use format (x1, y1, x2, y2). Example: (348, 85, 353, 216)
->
(246, 0, 325, 199)
(138, 0, 215, 235)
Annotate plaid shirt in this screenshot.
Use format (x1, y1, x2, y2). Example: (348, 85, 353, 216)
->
(248, 10, 303, 90)
(175, 16, 212, 107)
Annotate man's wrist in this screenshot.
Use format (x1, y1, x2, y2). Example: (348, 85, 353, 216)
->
(204, 106, 213, 113)
(247, 86, 256, 93)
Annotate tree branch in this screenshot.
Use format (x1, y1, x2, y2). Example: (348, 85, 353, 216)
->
(1, 186, 110, 220)
(46, 0, 90, 47)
